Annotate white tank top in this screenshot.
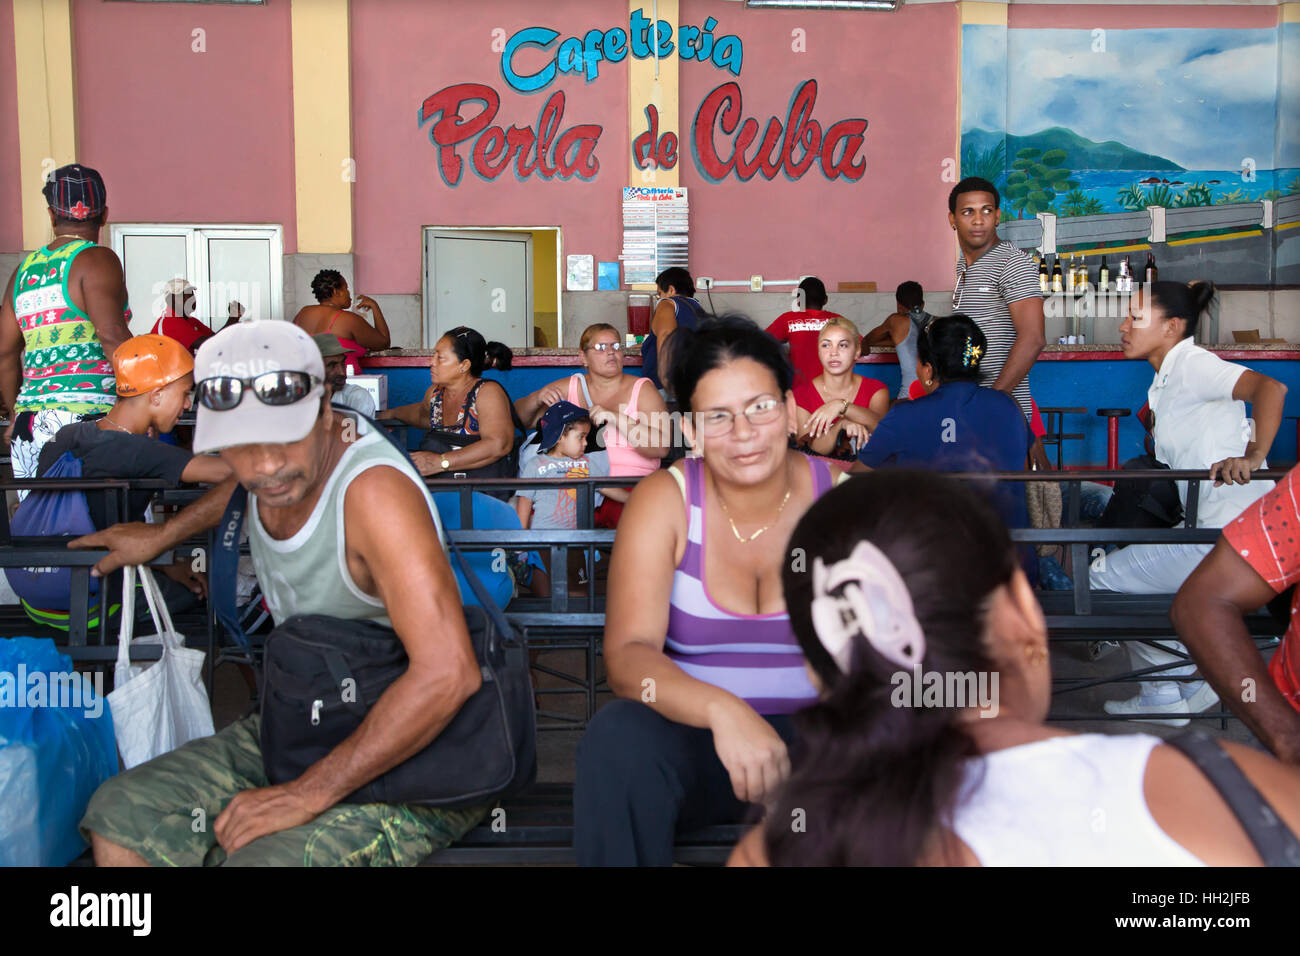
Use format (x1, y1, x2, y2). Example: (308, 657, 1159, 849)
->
(951, 733, 1205, 866)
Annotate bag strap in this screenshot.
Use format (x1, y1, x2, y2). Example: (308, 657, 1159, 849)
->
(213, 410, 519, 647)
(1167, 731, 1300, 866)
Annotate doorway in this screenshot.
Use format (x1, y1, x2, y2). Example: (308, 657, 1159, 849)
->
(422, 227, 561, 349)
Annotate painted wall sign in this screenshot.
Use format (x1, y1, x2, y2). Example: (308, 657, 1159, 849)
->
(418, 84, 602, 185)
(501, 13, 743, 94)
(419, 11, 866, 187)
(693, 79, 867, 183)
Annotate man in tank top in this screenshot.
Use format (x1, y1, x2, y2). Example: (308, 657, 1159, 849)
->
(0, 164, 133, 486)
(78, 321, 491, 867)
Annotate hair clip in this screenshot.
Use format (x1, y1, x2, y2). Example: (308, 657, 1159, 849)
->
(962, 339, 983, 368)
(809, 541, 925, 673)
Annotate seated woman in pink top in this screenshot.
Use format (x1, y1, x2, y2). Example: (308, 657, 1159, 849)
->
(292, 269, 391, 375)
(792, 316, 889, 463)
(514, 322, 669, 526)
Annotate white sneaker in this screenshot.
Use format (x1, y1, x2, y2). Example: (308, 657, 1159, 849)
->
(1181, 681, 1220, 714)
(1103, 693, 1191, 727)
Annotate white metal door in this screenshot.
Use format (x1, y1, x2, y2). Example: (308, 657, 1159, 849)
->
(203, 232, 279, 324)
(424, 230, 531, 348)
(116, 230, 193, 335)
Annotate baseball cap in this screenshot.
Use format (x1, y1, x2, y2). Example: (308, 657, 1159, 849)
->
(42, 164, 107, 221)
(164, 277, 196, 296)
(192, 321, 325, 454)
(537, 401, 590, 452)
(113, 334, 194, 397)
(312, 333, 348, 358)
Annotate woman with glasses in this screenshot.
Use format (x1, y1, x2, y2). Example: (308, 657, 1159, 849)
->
(793, 316, 889, 464)
(387, 326, 516, 479)
(574, 315, 846, 866)
(514, 323, 669, 526)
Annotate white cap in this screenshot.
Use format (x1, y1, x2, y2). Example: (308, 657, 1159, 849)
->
(192, 320, 325, 453)
(164, 277, 195, 296)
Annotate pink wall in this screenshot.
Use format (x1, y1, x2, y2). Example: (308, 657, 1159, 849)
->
(679, 0, 959, 293)
(71, 0, 296, 252)
(0, 0, 22, 253)
(351, 0, 630, 293)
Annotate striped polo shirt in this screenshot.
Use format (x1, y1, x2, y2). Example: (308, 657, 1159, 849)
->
(951, 240, 1042, 419)
(664, 455, 833, 715)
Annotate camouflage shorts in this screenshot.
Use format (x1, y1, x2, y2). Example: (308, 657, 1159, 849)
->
(80, 716, 490, 867)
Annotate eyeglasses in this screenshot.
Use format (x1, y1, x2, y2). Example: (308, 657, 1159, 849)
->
(196, 371, 321, 411)
(695, 397, 784, 436)
(587, 342, 623, 352)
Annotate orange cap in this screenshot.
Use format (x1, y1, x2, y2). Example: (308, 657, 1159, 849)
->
(113, 334, 194, 397)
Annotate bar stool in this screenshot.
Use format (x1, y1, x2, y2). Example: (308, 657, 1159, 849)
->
(1038, 406, 1086, 470)
(1097, 408, 1131, 480)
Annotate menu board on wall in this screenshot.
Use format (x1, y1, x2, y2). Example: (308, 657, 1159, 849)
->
(620, 187, 689, 285)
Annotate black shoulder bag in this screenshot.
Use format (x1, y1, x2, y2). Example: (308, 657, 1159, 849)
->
(211, 415, 536, 809)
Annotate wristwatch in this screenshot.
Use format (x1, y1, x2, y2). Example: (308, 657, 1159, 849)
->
(440, 457, 451, 471)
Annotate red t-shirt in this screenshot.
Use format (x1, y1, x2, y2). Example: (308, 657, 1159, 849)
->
(1221, 469, 1300, 713)
(150, 310, 213, 353)
(766, 309, 851, 386)
(793, 376, 886, 416)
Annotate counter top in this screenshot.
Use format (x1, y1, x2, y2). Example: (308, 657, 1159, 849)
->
(362, 342, 1300, 368)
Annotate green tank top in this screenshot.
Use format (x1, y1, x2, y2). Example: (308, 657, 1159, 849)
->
(12, 239, 128, 414)
(248, 418, 447, 627)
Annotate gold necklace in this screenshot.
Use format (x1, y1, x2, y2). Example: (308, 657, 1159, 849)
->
(99, 416, 132, 434)
(716, 484, 793, 544)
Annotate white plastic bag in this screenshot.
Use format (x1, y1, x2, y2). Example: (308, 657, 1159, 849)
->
(107, 566, 215, 769)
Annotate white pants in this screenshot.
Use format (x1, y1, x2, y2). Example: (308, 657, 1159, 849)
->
(1090, 543, 1213, 699)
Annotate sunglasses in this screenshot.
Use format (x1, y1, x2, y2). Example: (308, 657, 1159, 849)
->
(196, 371, 321, 411)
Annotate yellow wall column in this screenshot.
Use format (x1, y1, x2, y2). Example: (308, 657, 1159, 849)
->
(290, 0, 353, 253)
(13, 0, 77, 251)
(628, 0, 679, 188)
(1284, 3, 1300, 22)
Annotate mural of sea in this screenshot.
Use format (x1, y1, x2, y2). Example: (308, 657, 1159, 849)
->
(962, 127, 1300, 219)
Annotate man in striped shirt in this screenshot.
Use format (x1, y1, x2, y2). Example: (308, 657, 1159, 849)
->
(948, 177, 1045, 424)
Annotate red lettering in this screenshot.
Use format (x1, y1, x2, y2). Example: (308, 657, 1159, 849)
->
(782, 79, 822, 179)
(419, 83, 501, 187)
(420, 83, 603, 185)
(693, 79, 866, 183)
(821, 118, 868, 181)
(656, 132, 678, 171)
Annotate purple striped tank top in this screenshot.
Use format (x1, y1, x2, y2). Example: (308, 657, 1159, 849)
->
(665, 455, 833, 715)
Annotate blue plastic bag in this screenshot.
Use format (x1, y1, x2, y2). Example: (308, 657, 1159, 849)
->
(0, 638, 118, 866)
(7, 451, 99, 612)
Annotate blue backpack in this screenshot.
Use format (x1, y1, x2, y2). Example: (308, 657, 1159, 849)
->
(7, 451, 100, 617)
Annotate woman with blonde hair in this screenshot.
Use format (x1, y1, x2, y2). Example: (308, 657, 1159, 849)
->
(793, 316, 889, 461)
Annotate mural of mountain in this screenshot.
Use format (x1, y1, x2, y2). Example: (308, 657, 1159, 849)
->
(964, 127, 1184, 172)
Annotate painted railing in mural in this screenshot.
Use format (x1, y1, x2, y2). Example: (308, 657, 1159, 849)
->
(996, 198, 1295, 254)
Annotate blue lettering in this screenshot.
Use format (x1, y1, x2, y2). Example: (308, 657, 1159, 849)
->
(604, 28, 628, 61)
(556, 37, 585, 78)
(696, 16, 717, 60)
(677, 24, 700, 60)
(713, 34, 743, 76)
(630, 9, 652, 58)
(502, 27, 559, 94)
(653, 20, 675, 58)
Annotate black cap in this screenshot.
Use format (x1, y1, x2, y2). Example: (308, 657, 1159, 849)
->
(42, 164, 106, 221)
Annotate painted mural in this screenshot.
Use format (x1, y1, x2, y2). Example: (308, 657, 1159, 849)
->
(962, 24, 1298, 217)
(961, 21, 1299, 286)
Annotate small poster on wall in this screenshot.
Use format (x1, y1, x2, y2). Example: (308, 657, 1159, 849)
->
(566, 254, 594, 291)
(620, 186, 689, 285)
(597, 262, 620, 290)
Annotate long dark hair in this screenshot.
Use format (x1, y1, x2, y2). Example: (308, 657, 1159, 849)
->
(767, 470, 1018, 866)
(443, 325, 513, 376)
(668, 314, 791, 413)
(918, 314, 985, 384)
(1149, 280, 1216, 339)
